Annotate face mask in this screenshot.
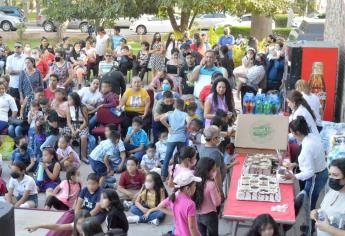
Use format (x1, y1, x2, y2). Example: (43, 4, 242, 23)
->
(162, 84, 170, 92)
(55, 56, 61, 62)
(161, 139, 167, 144)
(144, 181, 154, 189)
(11, 172, 20, 179)
(329, 178, 345, 191)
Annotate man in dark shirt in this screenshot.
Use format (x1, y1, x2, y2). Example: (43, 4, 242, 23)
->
(179, 52, 197, 95)
(39, 98, 59, 151)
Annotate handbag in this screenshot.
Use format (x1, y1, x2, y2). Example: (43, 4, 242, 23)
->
(8, 117, 24, 126)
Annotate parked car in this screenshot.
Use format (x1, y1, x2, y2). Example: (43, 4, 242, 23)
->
(37, 12, 138, 32)
(0, 11, 23, 31)
(288, 19, 324, 41)
(130, 15, 181, 34)
(214, 14, 276, 29)
(194, 13, 237, 29)
(0, 6, 24, 20)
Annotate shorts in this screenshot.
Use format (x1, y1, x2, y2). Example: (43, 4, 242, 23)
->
(89, 158, 107, 177)
(16, 194, 38, 207)
(63, 122, 89, 136)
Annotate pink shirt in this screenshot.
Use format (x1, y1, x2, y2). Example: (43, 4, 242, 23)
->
(56, 180, 81, 208)
(56, 146, 80, 168)
(162, 192, 201, 236)
(199, 180, 221, 215)
(169, 164, 193, 179)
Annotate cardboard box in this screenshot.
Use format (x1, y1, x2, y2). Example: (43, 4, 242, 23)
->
(235, 114, 289, 151)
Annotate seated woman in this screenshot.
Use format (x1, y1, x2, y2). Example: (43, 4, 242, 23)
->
(233, 47, 255, 82)
(204, 77, 236, 127)
(240, 53, 266, 106)
(149, 69, 178, 93)
(166, 48, 183, 79)
(78, 77, 103, 118)
(133, 41, 150, 80)
(48, 49, 73, 91)
(127, 172, 167, 225)
(98, 49, 116, 77)
(0, 81, 18, 133)
(5, 160, 38, 208)
(51, 88, 68, 129)
(65, 92, 89, 164)
(37, 148, 61, 195)
(154, 78, 180, 101)
(117, 76, 151, 133)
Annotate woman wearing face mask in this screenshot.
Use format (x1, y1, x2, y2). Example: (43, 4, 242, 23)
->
(70, 42, 81, 65)
(310, 158, 345, 236)
(284, 116, 328, 235)
(32, 48, 49, 79)
(5, 160, 38, 208)
(168, 146, 197, 188)
(246, 214, 280, 236)
(127, 172, 167, 225)
(194, 157, 221, 236)
(154, 78, 180, 101)
(48, 49, 74, 91)
(149, 32, 165, 78)
(99, 189, 129, 233)
(157, 171, 202, 236)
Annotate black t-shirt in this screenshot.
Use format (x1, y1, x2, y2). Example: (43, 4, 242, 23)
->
(106, 208, 129, 232)
(46, 110, 59, 136)
(102, 70, 126, 96)
(179, 64, 196, 95)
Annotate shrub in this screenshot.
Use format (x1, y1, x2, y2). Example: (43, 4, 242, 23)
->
(273, 28, 292, 39)
(273, 14, 288, 28)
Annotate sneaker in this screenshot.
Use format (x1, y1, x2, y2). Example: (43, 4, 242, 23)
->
(148, 219, 160, 226)
(123, 200, 133, 211)
(127, 215, 140, 224)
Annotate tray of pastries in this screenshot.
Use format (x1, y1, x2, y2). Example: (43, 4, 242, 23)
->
(243, 154, 279, 175)
(236, 174, 281, 202)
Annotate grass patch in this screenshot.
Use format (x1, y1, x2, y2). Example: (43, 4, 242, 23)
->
(27, 12, 37, 22)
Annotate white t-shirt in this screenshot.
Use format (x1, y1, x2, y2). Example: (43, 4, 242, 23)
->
(6, 53, 26, 88)
(302, 92, 322, 126)
(0, 93, 18, 122)
(95, 34, 109, 56)
(8, 175, 38, 196)
(318, 189, 345, 236)
(78, 87, 103, 109)
(289, 105, 319, 137)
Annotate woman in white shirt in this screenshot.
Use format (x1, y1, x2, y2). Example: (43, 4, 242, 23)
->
(5, 160, 38, 208)
(310, 158, 345, 236)
(285, 116, 328, 235)
(287, 90, 319, 137)
(0, 81, 18, 133)
(295, 80, 323, 132)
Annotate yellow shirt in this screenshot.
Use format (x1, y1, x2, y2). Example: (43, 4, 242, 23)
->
(124, 88, 149, 114)
(187, 113, 200, 124)
(140, 189, 165, 209)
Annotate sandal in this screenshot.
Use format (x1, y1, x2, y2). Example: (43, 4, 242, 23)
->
(81, 159, 90, 165)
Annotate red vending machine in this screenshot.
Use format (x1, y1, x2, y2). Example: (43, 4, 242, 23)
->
(287, 41, 338, 121)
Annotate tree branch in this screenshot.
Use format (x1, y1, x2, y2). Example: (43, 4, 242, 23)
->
(167, 7, 180, 32)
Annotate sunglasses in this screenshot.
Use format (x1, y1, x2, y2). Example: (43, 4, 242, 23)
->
(105, 55, 112, 57)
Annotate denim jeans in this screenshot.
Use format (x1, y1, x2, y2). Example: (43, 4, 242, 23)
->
(124, 143, 146, 162)
(130, 205, 165, 223)
(8, 124, 24, 138)
(89, 114, 97, 130)
(162, 141, 184, 178)
(0, 120, 8, 133)
(303, 168, 328, 235)
(40, 135, 58, 151)
(28, 128, 35, 151)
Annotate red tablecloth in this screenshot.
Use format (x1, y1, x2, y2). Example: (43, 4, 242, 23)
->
(223, 155, 296, 224)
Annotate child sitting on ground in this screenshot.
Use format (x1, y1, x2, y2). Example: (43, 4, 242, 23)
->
(56, 135, 80, 170)
(155, 131, 168, 165)
(89, 128, 126, 187)
(117, 157, 145, 202)
(188, 118, 203, 153)
(33, 116, 46, 160)
(185, 102, 200, 124)
(36, 148, 61, 195)
(75, 173, 103, 217)
(140, 144, 161, 174)
(45, 167, 82, 210)
(124, 116, 149, 162)
(10, 136, 37, 173)
(127, 172, 167, 225)
(27, 100, 43, 152)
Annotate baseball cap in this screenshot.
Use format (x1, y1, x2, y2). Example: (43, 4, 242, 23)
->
(173, 171, 201, 188)
(14, 42, 22, 48)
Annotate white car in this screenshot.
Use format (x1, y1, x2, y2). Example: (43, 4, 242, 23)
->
(0, 11, 23, 31)
(130, 15, 180, 35)
(215, 14, 276, 29)
(194, 13, 238, 30)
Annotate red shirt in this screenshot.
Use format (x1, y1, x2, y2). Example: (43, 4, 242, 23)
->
(36, 60, 49, 79)
(0, 177, 8, 196)
(118, 170, 145, 190)
(199, 85, 212, 103)
(44, 88, 55, 100)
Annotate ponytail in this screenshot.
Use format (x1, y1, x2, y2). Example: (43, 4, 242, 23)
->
(171, 151, 180, 178)
(287, 90, 316, 121)
(169, 188, 179, 202)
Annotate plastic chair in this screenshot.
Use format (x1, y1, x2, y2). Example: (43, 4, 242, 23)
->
(92, 107, 122, 137)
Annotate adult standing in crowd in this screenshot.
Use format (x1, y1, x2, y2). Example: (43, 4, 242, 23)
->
(218, 27, 235, 59)
(149, 32, 165, 78)
(6, 42, 26, 104)
(0, 81, 18, 133)
(190, 33, 206, 57)
(179, 52, 197, 95)
(95, 27, 109, 64)
(111, 26, 125, 50)
(165, 32, 177, 61)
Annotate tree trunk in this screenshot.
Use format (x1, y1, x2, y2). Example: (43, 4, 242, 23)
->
(179, 9, 190, 33)
(56, 21, 68, 41)
(35, 0, 41, 15)
(250, 15, 273, 41)
(22, 0, 28, 21)
(167, 7, 181, 33)
(188, 10, 198, 29)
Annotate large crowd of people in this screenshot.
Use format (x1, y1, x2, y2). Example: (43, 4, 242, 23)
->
(0, 25, 343, 236)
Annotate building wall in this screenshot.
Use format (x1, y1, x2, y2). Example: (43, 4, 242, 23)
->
(324, 0, 345, 122)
